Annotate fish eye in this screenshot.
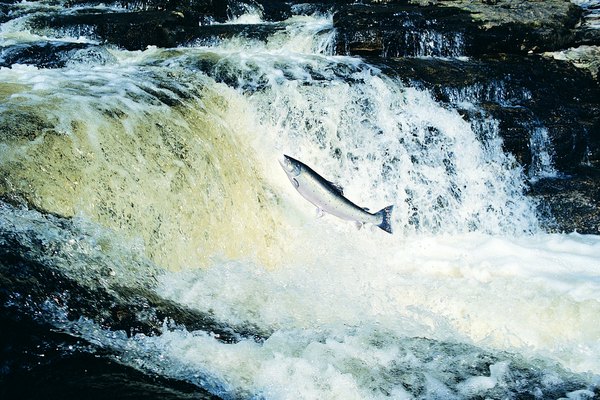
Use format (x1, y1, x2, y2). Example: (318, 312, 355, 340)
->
(279, 157, 295, 173)
(280, 156, 301, 176)
(284, 159, 294, 171)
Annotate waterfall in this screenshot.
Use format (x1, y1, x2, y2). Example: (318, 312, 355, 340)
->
(1, 3, 599, 399)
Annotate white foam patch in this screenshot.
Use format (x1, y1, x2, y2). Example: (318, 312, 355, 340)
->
(157, 232, 600, 375)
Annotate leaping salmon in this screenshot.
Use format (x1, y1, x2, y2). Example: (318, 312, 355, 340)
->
(279, 154, 394, 234)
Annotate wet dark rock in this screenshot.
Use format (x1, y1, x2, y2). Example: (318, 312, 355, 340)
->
(65, 0, 230, 18)
(334, 3, 474, 58)
(545, 45, 600, 83)
(376, 55, 600, 172)
(251, 0, 294, 21)
(178, 22, 285, 47)
(0, 316, 222, 399)
(253, 0, 341, 21)
(439, 0, 583, 53)
(572, 0, 600, 47)
(334, 0, 583, 57)
(0, 5, 10, 24)
(63, 0, 283, 21)
(574, 23, 600, 46)
(32, 10, 284, 50)
(33, 11, 201, 50)
(0, 41, 108, 68)
(529, 167, 600, 234)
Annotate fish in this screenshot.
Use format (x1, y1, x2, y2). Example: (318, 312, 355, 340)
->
(279, 154, 394, 234)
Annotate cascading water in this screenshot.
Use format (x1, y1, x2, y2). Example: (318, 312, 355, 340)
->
(400, 30, 464, 58)
(1, 2, 599, 399)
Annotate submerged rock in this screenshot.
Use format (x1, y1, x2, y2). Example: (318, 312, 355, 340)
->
(0, 200, 265, 343)
(0, 199, 259, 398)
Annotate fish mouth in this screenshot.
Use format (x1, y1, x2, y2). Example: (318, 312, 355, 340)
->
(279, 154, 301, 176)
(278, 155, 287, 170)
(278, 154, 292, 171)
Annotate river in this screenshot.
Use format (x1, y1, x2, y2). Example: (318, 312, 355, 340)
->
(1, 1, 599, 399)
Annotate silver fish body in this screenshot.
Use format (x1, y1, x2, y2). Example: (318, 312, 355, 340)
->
(280, 155, 393, 234)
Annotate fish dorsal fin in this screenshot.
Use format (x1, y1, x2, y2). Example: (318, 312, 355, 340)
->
(363, 207, 370, 212)
(328, 180, 344, 195)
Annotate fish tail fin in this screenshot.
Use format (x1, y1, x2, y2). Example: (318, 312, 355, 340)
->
(376, 205, 394, 234)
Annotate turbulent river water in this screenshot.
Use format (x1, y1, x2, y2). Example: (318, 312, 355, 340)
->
(1, 2, 600, 399)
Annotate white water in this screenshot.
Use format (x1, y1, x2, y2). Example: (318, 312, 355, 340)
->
(1, 4, 599, 399)
(571, 0, 600, 30)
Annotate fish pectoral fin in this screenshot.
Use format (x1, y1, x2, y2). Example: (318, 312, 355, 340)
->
(316, 208, 324, 218)
(327, 180, 344, 195)
(292, 178, 300, 189)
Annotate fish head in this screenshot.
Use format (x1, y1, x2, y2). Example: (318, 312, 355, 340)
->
(279, 154, 301, 177)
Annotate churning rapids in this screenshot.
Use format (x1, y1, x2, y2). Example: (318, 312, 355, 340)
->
(1, 2, 600, 399)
